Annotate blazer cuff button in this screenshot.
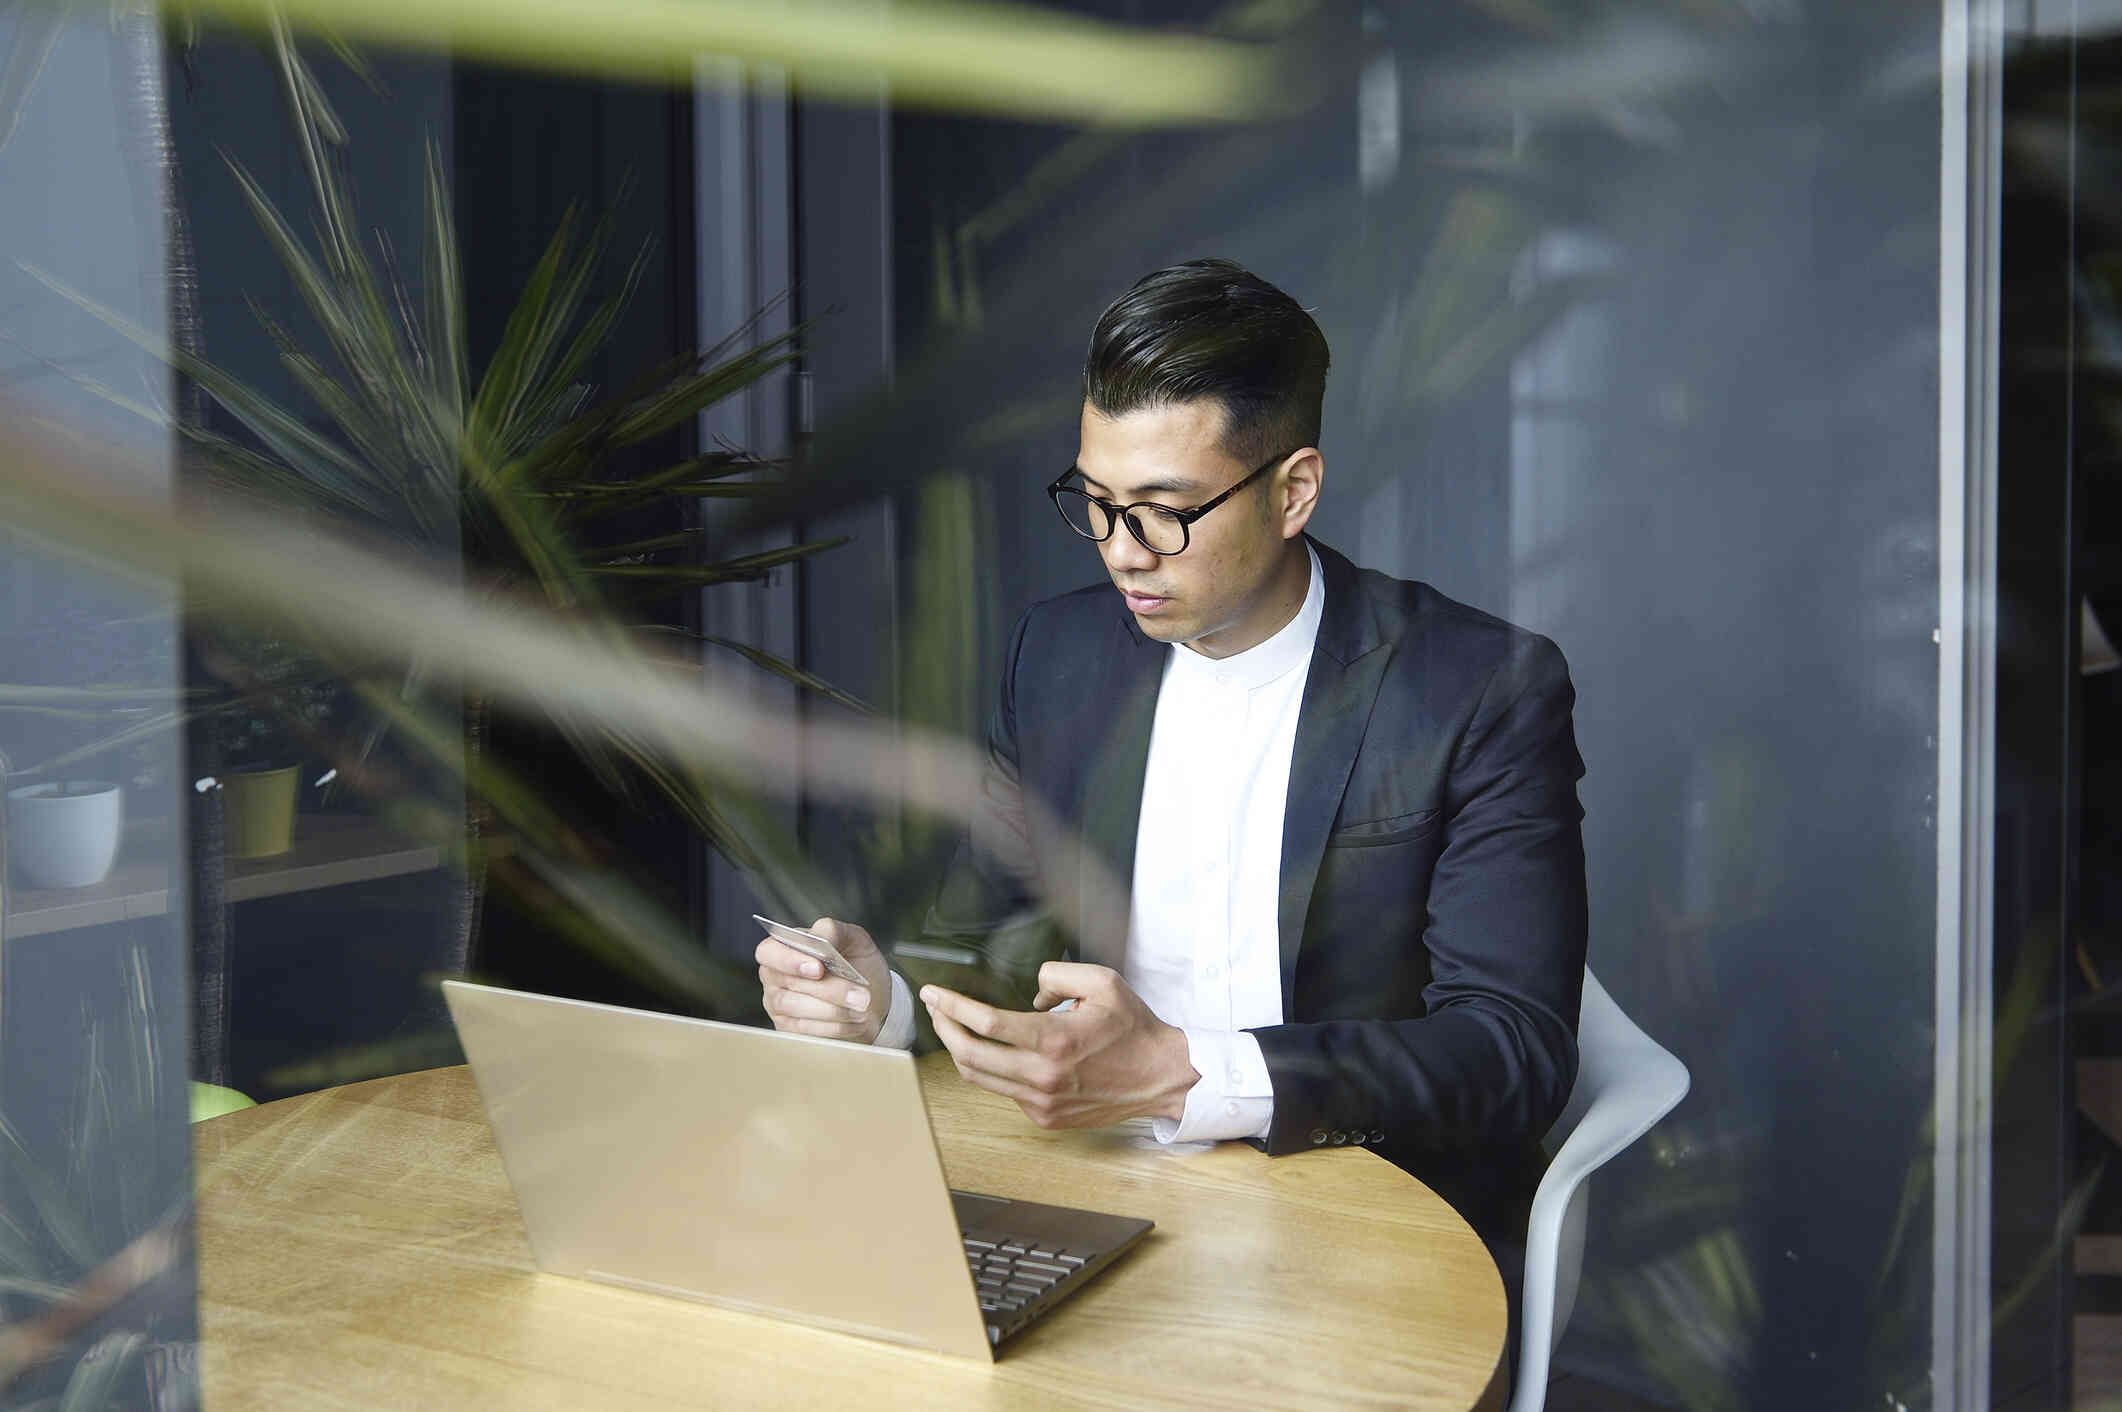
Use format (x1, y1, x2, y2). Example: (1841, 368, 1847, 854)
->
(1330, 1130, 1348, 1145)
(1309, 1129, 1328, 1145)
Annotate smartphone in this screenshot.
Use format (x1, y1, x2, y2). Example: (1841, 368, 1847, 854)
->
(753, 914, 869, 986)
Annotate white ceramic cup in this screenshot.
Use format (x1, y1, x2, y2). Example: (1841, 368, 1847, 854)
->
(8, 780, 124, 889)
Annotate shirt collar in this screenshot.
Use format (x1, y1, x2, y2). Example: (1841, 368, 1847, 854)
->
(1167, 541, 1324, 691)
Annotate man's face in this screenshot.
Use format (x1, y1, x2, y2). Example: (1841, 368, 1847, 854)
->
(1072, 399, 1312, 658)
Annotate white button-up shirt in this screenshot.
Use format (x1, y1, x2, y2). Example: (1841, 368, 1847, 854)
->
(1132, 541, 1321, 1142)
(882, 543, 1324, 1145)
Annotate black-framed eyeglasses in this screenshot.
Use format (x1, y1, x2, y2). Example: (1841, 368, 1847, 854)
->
(1046, 448, 1296, 556)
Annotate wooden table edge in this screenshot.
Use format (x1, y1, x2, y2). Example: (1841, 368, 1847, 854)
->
(195, 1059, 1514, 1410)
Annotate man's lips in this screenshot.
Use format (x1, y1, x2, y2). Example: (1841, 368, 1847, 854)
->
(1119, 588, 1171, 613)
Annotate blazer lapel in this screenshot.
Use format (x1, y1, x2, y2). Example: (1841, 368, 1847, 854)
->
(1073, 614, 1165, 972)
(1277, 542, 1390, 1007)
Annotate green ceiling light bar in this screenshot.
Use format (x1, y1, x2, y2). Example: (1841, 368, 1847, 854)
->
(158, 0, 1279, 124)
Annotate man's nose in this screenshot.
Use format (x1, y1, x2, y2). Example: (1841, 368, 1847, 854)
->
(1101, 520, 1159, 573)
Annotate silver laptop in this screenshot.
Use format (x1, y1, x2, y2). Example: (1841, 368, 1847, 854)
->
(440, 980, 1153, 1360)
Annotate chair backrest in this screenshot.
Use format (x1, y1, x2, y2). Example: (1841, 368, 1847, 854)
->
(1508, 968, 1690, 1412)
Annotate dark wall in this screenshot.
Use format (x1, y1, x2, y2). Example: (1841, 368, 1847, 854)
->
(1994, 25, 2122, 1411)
(450, 65, 708, 1013)
(165, 37, 476, 1089)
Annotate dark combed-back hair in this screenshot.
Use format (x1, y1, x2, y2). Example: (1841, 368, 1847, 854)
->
(1082, 258, 1330, 467)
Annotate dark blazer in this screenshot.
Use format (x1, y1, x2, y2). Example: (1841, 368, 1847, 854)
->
(903, 538, 1588, 1244)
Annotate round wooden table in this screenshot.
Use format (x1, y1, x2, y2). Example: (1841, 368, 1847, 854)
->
(194, 1057, 1507, 1409)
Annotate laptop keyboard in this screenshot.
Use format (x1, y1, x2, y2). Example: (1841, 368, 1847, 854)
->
(962, 1234, 1090, 1323)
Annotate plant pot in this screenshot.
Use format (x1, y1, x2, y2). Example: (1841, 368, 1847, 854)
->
(7, 780, 123, 889)
(222, 765, 298, 859)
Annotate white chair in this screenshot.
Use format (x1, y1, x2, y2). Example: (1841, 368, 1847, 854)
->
(1510, 968, 1692, 1412)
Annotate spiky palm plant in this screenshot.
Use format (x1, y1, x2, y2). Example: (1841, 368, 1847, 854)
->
(41, 28, 859, 1002)
(0, 947, 191, 1411)
(223, 32, 855, 957)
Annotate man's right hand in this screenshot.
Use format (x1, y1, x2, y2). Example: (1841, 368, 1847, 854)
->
(756, 917, 892, 1044)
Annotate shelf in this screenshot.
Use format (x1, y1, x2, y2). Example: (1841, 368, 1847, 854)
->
(7, 815, 445, 939)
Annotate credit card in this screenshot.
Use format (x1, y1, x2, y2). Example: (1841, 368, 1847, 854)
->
(753, 914, 869, 986)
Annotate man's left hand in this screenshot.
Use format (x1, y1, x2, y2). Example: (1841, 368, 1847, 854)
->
(920, 963, 1198, 1129)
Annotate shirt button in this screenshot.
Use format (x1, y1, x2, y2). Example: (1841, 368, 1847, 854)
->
(1228, 1068, 1244, 1084)
(1204, 962, 1222, 979)
(1224, 1101, 1239, 1117)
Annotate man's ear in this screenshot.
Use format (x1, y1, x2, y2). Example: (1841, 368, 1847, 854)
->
(1279, 449, 1324, 539)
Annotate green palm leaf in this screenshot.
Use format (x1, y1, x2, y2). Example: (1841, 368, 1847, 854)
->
(350, 681, 587, 853)
(466, 207, 609, 460)
(536, 449, 774, 509)
(593, 528, 727, 559)
(0, 1113, 97, 1271)
(420, 143, 467, 424)
(0, 0, 64, 153)
(21, 264, 392, 518)
(55, 1332, 142, 1412)
(514, 849, 749, 1008)
(683, 631, 876, 718)
(164, 0, 1279, 126)
(511, 327, 802, 490)
(15, 708, 184, 778)
(609, 345, 802, 450)
(222, 155, 453, 508)
(0, 687, 197, 706)
(587, 535, 850, 586)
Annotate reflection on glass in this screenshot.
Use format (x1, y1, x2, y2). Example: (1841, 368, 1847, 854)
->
(3, 0, 2101, 1406)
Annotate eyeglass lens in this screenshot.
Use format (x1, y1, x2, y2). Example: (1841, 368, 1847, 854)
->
(1052, 489, 1188, 554)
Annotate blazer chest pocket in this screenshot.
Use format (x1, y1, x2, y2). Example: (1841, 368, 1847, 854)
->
(1327, 807, 1441, 848)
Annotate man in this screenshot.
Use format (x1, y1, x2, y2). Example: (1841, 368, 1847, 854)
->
(757, 258, 1587, 1283)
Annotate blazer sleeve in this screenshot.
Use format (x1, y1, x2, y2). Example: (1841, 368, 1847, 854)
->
(895, 609, 1068, 1028)
(1249, 634, 1589, 1153)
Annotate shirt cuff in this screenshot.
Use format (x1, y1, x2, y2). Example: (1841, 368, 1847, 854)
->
(873, 970, 917, 1050)
(1151, 1029, 1275, 1144)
